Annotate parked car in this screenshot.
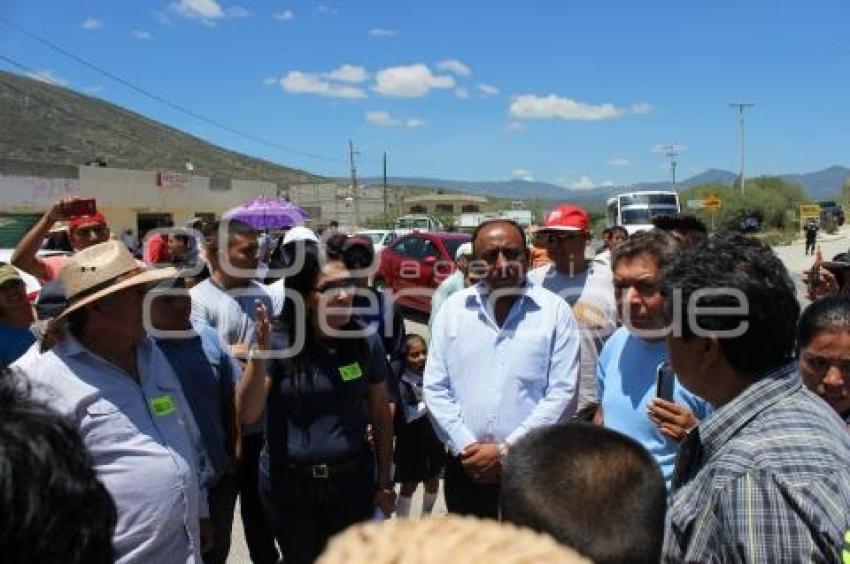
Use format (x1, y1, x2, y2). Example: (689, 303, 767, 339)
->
(819, 201, 845, 226)
(355, 229, 398, 255)
(374, 231, 471, 313)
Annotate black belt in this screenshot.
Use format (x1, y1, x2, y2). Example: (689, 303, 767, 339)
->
(284, 450, 369, 479)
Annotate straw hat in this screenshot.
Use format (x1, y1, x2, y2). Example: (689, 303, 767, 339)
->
(56, 240, 176, 320)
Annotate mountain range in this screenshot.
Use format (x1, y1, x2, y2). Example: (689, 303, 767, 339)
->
(0, 70, 847, 205)
(358, 166, 850, 203)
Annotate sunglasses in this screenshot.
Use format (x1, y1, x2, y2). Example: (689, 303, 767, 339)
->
(314, 278, 356, 298)
(545, 232, 585, 244)
(478, 247, 526, 264)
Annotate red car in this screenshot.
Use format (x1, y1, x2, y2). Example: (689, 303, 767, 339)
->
(374, 231, 471, 313)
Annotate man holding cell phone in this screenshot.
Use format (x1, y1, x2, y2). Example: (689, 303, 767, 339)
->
(593, 230, 711, 489)
(12, 197, 110, 282)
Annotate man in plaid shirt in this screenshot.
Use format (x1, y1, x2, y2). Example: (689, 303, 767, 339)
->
(660, 234, 850, 563)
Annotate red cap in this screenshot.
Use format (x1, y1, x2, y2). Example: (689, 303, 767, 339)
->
(542, 205, 590, 232)
(68, 212, 107, 234)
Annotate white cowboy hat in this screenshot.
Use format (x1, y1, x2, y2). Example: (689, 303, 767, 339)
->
(56, 240, 177, 321)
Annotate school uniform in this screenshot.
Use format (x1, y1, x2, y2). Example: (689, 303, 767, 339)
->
(394, 369, 445, 484)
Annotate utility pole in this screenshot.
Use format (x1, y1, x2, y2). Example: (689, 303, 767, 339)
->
(348, 139, 361, 228)
(658, 144, 681, 193)
(383, 151, 389, 229)
(730, 102, 755, 194)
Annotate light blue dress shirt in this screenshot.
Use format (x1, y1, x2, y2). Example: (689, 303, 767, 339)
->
(424, 281, 580, 454)
(20, 335, 205, 564)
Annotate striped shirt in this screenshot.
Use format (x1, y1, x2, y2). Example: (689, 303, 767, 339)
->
(663, 362, 850, 563)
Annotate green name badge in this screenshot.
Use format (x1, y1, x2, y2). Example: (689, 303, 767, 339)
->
(338, 362, 363, 382)
(149, 394, 176, 417)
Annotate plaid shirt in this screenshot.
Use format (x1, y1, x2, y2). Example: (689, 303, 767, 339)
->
(663, 362, 850, 563)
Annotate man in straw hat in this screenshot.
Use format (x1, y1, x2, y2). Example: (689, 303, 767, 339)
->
(15, 241, 211, 563)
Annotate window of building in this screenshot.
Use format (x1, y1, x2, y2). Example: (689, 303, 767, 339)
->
(436, 204, 454, 213)
(461, 204, 480, 213)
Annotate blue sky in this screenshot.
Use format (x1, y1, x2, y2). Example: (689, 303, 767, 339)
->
(2, 0, 849, 191)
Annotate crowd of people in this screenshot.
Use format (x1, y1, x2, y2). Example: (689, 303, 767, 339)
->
(1, 196, 850, 563)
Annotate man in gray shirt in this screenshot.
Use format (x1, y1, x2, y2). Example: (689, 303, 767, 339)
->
(527, 205, 616, 418)
(189, 219, 279, 564)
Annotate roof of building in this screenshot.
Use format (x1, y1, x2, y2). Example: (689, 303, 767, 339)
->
(404, 192, 489, 204)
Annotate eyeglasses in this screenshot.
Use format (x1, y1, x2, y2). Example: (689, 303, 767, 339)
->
(478, 247, 526, 264)
(801, 353, 850, 378)
(545, 232, 585, 244)
(314, 279, 355, 298)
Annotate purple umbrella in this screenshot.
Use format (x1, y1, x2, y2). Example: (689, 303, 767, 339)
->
(223, 196, 310, 230)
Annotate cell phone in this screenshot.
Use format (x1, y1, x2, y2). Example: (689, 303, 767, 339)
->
(807, 263, 820, 289)
(655, 362, 675, 402)
(63, 198, 97, 217)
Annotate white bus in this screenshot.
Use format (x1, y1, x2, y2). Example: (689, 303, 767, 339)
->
(606, 190, 680, 234)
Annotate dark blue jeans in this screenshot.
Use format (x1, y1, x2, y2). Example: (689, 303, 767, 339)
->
(258, 449, 375, 564)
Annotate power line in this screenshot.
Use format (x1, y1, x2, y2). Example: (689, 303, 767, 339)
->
(0, 16, 346, 164)
(729, 102, 755, 194)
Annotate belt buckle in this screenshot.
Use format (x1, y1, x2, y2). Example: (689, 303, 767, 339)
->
(312, 464, 329, 479)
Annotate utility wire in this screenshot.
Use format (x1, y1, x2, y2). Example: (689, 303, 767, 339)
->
(0, 16, 346, 165)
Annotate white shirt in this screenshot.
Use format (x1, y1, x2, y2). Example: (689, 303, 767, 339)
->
(527, 260, 617, 412)
(424, 281, 580, 454)
(17, 335, 205, 564)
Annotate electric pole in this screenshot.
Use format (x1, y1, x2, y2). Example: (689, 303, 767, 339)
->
(730, 102, 755, 194)
(348, 139, 361, 227)
(658, 144, 681, 193)
(383, 152, 389, 229)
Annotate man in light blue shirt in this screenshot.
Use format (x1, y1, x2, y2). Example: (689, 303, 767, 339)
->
(424, 219, 580, 518)
(596, 230, 710, 488)
(17, 241, 207, 563)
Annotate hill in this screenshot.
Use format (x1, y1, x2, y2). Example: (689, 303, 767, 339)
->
(0, 70, 318, 185)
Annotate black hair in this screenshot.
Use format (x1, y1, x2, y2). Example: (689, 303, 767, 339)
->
(470, 218, 527, 256)
(651, 214, 708, 237)
(797, 295, 850, 351)
(329, 220, 339, 228)
(185, 262, 210, 283)
(202, 219, 257, 253)
(500, 422, 666, 564)
(0, 376, 117, 563)
(275, 252, 366, 395)
(611, 229, 677, 271)
(405, 333, 427, 350)
(606, 225, 628, 238)
(661, 233, 799, 375)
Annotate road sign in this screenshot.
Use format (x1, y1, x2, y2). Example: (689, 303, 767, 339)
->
(704, 196, 722, 212)
(687, 199, 706, 210)
(799, 204, 820, 216)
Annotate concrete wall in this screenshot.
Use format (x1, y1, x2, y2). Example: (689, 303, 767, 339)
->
(0, 161, 278, 237)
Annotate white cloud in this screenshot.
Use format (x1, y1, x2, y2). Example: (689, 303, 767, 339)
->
(602, 180, 615, 187)
(570, 176, 597, 190)
(512, 169, 535, 182)
(152, 10, 172, 25)
(369, 28, 398, 37)
(509, 94, 624, 121)
(455, 87, 469, 99)
(478, 83, 499, 97)
(631, 102, 652, 114)
(262, 76, 278, 85)
(436, 59, 471, 76)
(82, 18, 103, 30)
(607, 158, 630, 167)
(281, 71, 366, 98)
(225, 5, 251, 18)
(26, 70, 69, 87)
(367, 111, 399, 127)
(274, 10, 294, 21)
(325, 64, 368, 83)
(84, 85, 104, 94)
(366, 111, 425, 128)
(317, 5, 338, 15)
(171, 0, 224, 22)
(507, 121, 525, 133)
(372, 64, 454, 98)
(132, 30, 152, 40)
